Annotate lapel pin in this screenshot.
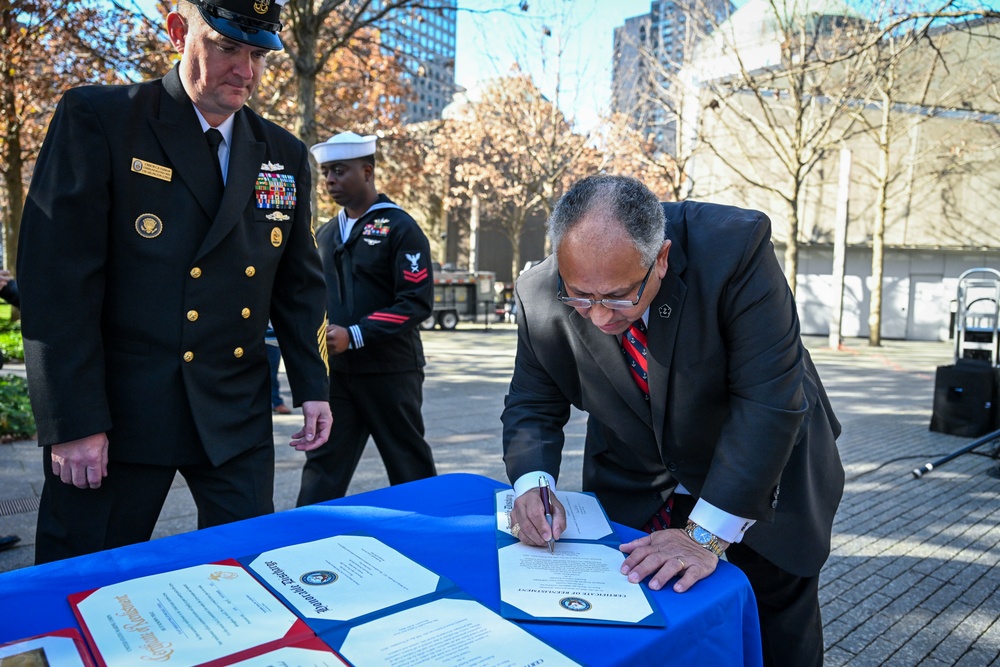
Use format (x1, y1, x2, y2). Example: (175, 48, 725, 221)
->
(658, 304, 672, 319)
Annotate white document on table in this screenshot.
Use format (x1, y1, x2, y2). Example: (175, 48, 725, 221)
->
(495, 489, 616, 541)
(70, 561, 310, 667)
(498, 541, 663, 625)
(243, 535, 445, 625)
(334, 597, 580, 667)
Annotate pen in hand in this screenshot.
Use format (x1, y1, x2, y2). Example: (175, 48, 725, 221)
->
(539, 476, 555, 554)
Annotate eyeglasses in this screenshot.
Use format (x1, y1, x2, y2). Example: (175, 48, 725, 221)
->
(557, 263, 655, 310)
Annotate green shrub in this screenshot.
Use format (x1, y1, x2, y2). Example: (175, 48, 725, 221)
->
(0, 320, 23, 362)
(0, 374, 35, 441)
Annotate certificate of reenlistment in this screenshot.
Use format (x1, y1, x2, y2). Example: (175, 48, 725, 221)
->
(495, 489, 666, 627)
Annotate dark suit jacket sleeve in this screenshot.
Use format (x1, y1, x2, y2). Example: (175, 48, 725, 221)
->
(501, 281, 573, 485)
(268, 145, 330, 405)
(17, 89, 115, 445)
(689, 209, 810, 519)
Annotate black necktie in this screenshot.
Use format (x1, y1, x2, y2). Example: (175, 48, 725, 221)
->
(204, 128, 225, 186)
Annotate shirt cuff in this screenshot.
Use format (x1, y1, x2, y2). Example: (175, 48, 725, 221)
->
(688, 498, 755, 544)
(349, 324, 363, 350)
(513, 470, 557, 498)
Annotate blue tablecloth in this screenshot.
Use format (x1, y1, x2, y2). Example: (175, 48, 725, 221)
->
(0, 473, 762, 666)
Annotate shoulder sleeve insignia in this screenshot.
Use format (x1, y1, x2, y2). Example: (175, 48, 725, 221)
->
(402, 252, 427, 283)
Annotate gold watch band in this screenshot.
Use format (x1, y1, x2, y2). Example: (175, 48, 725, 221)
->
(685, 520, 725, 557)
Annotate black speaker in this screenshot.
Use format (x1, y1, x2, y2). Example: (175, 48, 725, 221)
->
(930, 361, 997, 437)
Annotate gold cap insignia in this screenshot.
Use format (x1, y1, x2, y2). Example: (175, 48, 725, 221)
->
(271, 227, 283, 247)
(265, 211, 290, 221)
(253, 0, 269, 14)
(135, 213, 163, 238)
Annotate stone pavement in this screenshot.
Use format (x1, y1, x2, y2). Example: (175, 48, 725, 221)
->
(1, 324, 999, 665)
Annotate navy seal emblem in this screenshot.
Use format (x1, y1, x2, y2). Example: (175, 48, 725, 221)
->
(559, 597, 592, 612)
(135, 213, 163, 238)
(300, 570, 338, 585)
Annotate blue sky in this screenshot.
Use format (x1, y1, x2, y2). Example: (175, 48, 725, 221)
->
(454, 0, 660, 132)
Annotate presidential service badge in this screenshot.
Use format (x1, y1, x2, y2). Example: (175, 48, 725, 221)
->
(135, 213, 163, 238)
(271, 227, 283, 247)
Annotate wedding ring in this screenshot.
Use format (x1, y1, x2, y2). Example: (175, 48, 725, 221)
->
(676, 557, 686, 569)
(511, 523, 521, 538)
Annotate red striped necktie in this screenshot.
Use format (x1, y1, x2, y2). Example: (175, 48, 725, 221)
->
(621, 319, 650, 401)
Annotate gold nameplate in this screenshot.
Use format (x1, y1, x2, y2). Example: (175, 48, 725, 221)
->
(131, 158, 173, 182)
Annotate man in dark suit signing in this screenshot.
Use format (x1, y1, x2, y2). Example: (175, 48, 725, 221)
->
(503, 175, 844, 666)
(17, 0, 332, 564)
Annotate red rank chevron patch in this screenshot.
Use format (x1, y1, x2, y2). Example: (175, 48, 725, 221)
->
(403, 268, 428, 283)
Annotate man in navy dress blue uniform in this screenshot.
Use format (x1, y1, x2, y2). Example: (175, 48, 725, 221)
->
(297, 132, 436, 504)
(17, 0, 332, 563)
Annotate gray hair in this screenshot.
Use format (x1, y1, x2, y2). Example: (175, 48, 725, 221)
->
(547, 175, 666, 267)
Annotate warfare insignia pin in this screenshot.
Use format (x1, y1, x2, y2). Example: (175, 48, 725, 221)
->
(135, 213, 163, 238)
(271, 227, 283, 247)
(266, 211, 290, 221)
(131, 158, 172, 182)
(658, 304, 672, 319)
(260, 161, 285, 171)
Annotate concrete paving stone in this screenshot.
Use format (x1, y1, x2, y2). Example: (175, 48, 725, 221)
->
(824, 645, 857, 667)
(927, 605, 978, 664)
(820, 596, 859, 625)
(955, 648, 1000, 667)
(878, 568, 940, 601)
(919, 582, 976, 615)
(854, 637, 908, 666)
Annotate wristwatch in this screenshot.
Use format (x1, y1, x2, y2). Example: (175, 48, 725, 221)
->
(685, 520, 725, 557)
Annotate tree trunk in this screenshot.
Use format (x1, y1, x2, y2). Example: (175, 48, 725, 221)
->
(868, 90, 891, 347)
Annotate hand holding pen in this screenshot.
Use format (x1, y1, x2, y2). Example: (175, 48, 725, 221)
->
(539, 476, 555, 554)
(509, 476, 566, 550)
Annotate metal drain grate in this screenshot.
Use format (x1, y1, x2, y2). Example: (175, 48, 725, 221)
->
(0, 496, 41, 517)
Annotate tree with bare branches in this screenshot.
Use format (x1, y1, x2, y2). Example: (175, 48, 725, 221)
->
(441, 72, 600, 280)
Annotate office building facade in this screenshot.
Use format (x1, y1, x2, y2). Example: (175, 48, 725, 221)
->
(373, 0, 459, 124)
